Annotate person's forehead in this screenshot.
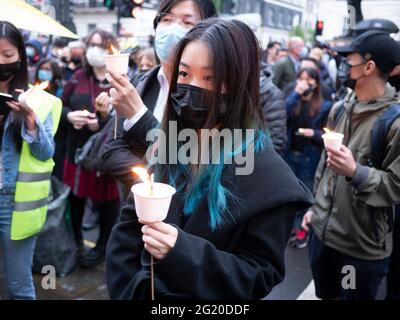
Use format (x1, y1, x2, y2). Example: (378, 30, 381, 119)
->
(347, 52, 363, 60)
(180, 41, 211, 69)
(169, 0, 200, 18)
(0, 38, 17, 50)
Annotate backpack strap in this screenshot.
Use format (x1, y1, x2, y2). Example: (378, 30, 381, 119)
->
(370, 104, 400, 169)
(333, 100, 346, 129)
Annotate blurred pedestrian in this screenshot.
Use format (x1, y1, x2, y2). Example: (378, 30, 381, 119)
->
(62, 29, 120, 268)
(285, 67, 332, 249)
(62, 40, 86, 82)
(138, 47, 157, 72)
(273, 37, 307, 91)
(34, 59, 63, 97)
(265, 41, 281, 66)
(25, 39, 43, 84)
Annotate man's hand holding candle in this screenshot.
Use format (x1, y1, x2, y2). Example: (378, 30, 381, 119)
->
(141, 222, 178, 260)
(106, 71, 146, 119)
(326, 145, 357, 178)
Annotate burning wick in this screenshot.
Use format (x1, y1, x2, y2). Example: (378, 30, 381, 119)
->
(323, 127, 332, 134)
(132, 167, 155, 196)
(110, 44, 120, 55)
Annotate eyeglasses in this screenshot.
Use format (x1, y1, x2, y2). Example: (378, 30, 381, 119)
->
(155, 12, 199, 29)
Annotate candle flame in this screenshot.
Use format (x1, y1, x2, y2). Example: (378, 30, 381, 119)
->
(132, 167, 151, 184)
(323, 127, 332, 134)
(110, 44, 120, 55)
(37, 81, 49, 90)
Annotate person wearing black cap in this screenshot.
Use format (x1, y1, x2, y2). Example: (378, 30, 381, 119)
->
(302, 30, 400, 300)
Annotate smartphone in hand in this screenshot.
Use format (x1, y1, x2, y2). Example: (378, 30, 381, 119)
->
(0, 93, 17, 117)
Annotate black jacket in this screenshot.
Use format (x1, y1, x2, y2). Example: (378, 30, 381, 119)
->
(106, 142, 313, 300)
(102, 66, 161, 200)
(260, 63, 287, 155)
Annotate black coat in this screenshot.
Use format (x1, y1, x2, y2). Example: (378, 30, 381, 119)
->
(102, 66, 161, 200)
(106, 142, 313, 300)
(260, 63, 287, 155)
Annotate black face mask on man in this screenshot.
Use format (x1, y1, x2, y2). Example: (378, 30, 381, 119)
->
(0, 61, 21, 82)
(337, 59, 367, 90)
(171, 84, 229, 130)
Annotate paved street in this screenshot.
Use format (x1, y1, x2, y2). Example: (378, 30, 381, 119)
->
(0, 222, 388, 300)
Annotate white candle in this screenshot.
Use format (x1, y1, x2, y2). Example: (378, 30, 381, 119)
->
(104, 45, 130, 75)
(131, 167, 176, 223)
(322, 128, 344, 151)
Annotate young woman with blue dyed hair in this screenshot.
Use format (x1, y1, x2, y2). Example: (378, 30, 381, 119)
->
(106, 18, 313, 299)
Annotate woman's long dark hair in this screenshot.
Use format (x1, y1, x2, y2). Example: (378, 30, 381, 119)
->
(154, 18, 267, 230)
(153, 0, 218, 29)
(294, 67, 323, 118)
(0, 21, 29, 148)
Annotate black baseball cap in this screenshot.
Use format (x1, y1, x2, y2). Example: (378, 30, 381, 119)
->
(333, 30, 400, 74)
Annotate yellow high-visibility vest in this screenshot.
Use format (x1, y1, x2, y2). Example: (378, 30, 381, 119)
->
(11, 89, 62, 240)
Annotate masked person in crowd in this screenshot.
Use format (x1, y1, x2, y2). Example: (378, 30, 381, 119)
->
(34, 59, 65, 181)
(284, 57, 334, 102)
(62, 40, 86, 82)
(302, 30, 400, 300)
(62, 30, 120, 268)
(34, 59, 63, 98)
(105, 18, 313, 300)
(285, 68, 332, 249)
(100, 0, 218, 201)
(25, 39, 43, 84)
(273, 37, 307, 91)
(0, 21, 61, 299)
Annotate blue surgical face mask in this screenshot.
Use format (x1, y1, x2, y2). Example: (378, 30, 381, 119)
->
(38, 69, 53, 82)
(155, 23, 188, 62)
(26, 47, 36, 58)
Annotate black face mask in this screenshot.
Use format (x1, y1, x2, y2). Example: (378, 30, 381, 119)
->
(302, 85, 316, 97)
(61, 56, 70, 64)
(71, 57, 82, 66)
(337, 59, 366, 90)
(171, 84, 228, 130)
(0, 61, 21, 82)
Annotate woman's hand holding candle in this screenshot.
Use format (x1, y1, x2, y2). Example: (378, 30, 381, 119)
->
(141, 222, 178, 260)
(326, 144, 357, 178)
(106, 71, 146, 119)
(95, 92, 111, 119)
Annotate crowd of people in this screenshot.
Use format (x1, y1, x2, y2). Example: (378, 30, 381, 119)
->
(0, 0, 399, 301)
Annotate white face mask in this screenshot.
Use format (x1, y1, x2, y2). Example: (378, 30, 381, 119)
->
(86, 46, 107, 67)
(155, 23, 188, 62)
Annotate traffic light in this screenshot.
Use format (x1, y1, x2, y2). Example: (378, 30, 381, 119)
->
(121, 0, 144, 18)
(104, 0, 115, 10)
(315, 20, 324, 36)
